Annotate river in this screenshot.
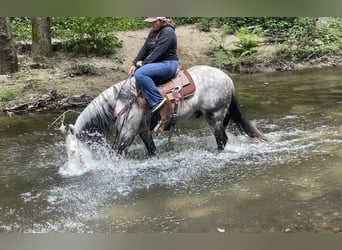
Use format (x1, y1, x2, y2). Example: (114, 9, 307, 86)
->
(0, 66, 341, 232)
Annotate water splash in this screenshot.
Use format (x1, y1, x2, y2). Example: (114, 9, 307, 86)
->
(58, 133, 91, 176)
(42, 115, 342, 232)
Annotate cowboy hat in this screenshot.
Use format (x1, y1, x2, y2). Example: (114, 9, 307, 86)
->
(144, 17, 169, 22)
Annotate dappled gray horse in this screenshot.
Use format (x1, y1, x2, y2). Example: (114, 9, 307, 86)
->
(66, 65, 267, 166)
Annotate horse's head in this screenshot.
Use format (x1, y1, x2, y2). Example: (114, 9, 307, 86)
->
(113, 101, 152, 155)
(61, 79, 156, 177)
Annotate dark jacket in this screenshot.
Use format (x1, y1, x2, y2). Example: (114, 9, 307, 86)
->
(133, 24, 178, 66)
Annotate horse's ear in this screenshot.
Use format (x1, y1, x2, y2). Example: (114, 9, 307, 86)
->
(69, 124, 75, 135)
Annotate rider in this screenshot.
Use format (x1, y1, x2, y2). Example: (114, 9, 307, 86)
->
(128, 17, 179, 114)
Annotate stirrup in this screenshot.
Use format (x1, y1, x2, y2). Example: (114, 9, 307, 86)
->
(152, 118, 167, 135)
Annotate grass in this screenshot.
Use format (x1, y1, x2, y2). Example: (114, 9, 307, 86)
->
(0, 87, 23, 101)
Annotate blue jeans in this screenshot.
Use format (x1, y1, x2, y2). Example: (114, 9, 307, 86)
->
(135, 60, 179, 108)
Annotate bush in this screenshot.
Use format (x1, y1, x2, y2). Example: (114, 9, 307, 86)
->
(173, 17, 201, 25)
(65, 62, 99, 76)
(209, 25, 264, 73)
(231, 26, 264, 57)
(274, 17, 342, 64)
(52, 17, 123, 56)
(208, 17, 297, 35)
(12, 17, 130, 55)
(65, 34, 122, 56)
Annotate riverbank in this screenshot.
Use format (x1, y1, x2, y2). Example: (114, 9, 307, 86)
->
(1, 24, 342, 113)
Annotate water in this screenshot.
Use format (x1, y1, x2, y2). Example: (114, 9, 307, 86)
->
(0, 67, 341, 232)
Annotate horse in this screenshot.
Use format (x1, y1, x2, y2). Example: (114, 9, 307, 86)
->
(64, 65, 267, 171)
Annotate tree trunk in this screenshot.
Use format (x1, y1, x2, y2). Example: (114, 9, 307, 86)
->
(0, 17, 18, 74)
(31, 17, 52, 60)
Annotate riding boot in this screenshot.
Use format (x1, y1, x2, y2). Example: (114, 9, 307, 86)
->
(153, 97, 173, 135)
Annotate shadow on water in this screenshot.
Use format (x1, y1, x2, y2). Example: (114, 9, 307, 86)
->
(0, 67, 341, 232)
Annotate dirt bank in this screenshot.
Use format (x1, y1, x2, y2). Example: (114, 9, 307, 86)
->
(0, 24, 341, 113)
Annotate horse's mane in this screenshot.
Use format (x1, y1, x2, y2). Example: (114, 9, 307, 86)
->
(73, 78, 135, 139)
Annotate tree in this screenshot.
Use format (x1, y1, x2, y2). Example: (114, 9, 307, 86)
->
(0, 17, 18, 74)
(31, 17, 52, 60)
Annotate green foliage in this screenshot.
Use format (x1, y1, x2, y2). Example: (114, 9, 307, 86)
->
(51, 17, 123, 56)
(173, 17, 212, 32)
(65, 34, 122, 56)
(209, 24, 230, 51)
(231, 26, 264, 57)
(213, 17, 297, 35)
(12, 17, 32, 41)
(51, 17, 145, 38)
(196, 18, 211, 32)
(31, 56, 55, 69)
(256, 17, 296, 37)
(0, 87, 22, 101)
(275, 17, 342, 64)
(209, 25, 264, 73)
(12, 17, 143, 56)
(109, 17, 147, 31)
(174, 17, 297, 36)
(207, 17, 342, 71)
(65, 62, 99, 76)
(173, 17, 201, 25)
(10, 17, 342, 70)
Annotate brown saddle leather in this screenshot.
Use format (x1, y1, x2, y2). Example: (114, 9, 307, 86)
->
(135, 69, 196, 107)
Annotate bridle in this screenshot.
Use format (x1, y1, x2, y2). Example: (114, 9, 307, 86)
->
(112, 77, 138, 149)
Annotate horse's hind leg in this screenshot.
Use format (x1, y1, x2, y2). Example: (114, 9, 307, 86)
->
(205, 113, 228, 151)
(214, 127, 228, 151)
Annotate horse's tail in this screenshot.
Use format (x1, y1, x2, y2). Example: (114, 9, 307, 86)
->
(228, 92, 268, 141)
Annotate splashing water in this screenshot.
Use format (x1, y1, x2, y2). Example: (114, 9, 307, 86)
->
(59, 131, 121, 177)
(58, 133, 93, 176)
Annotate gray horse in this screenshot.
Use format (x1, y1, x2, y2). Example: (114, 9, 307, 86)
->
(65, 65, 267, 170)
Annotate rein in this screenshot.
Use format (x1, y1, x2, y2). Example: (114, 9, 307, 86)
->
(116, 96, 137, 117)
(112, 77, 138, 149)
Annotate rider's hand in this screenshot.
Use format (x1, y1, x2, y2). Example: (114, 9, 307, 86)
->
(128, 65, 136, 77)
(128, 61, 143, 77)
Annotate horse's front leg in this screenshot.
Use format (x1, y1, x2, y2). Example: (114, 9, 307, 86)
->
(138, 114, 156, 155)
(113, 139, 129, 156)
(139, 131, 156, 156)
(114, 126, 155, 156)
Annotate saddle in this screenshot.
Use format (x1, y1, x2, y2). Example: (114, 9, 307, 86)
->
(135, 69, 196, 107)
(135, 69, 196, 134)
